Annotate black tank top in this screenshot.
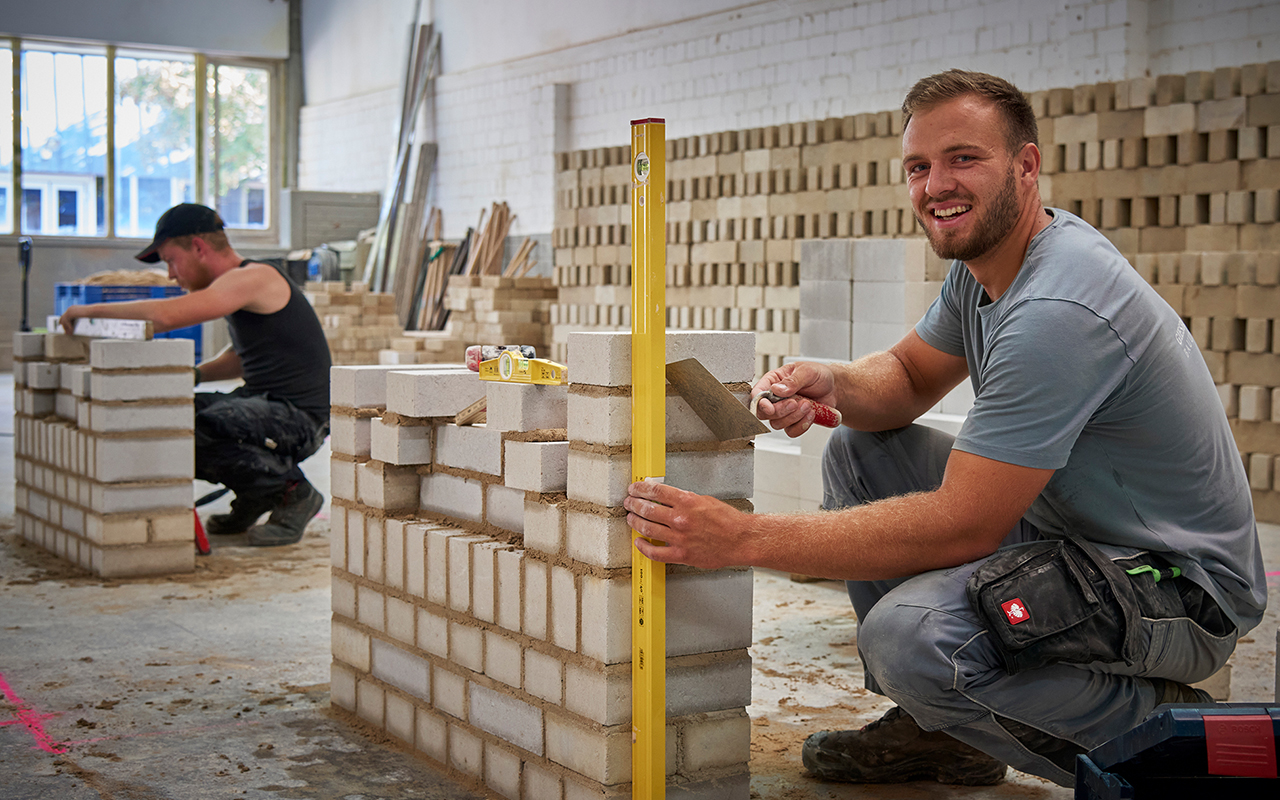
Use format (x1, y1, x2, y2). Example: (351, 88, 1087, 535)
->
(226, 260, 331, 419)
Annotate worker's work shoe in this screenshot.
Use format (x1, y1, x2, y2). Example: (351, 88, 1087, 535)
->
(205, 493, 276, 536)
(248, 479, 323, 547)
(802, 706, 1007, 785)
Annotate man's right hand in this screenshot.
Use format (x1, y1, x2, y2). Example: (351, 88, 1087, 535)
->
(751, 361, 840, 437)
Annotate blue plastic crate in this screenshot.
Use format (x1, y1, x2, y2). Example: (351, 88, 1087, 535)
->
(55, 282, 200, 362)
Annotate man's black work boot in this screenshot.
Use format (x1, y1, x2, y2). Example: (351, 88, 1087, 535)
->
(802, 706, 1007, 785)
(248, 478, 323, 547)
(205, 493, 276, 536)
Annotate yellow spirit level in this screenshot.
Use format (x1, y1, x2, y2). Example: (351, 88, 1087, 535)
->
(477, 351, 567, 385)
(630, 116, 666, 800)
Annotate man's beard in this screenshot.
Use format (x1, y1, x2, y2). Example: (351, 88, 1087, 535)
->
(917, 166, 1020, 262)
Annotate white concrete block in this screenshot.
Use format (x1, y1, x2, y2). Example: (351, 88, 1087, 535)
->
(450, 621, 484, 673)
(545, 713, 628, 784)
(485, 381, 569, 432)
(90, 482, 191, 514)
(26, 362, 61, 390)
(415, 707, 448, 763)
(330, 365, 422, 409)
(371, 638, 431, 700)
(448, 724, 483, 778)
(330, 662, 357, 713)
(800, 279, 854, 320)
(853, 281, 907, 324)
(669, 570, 754, 657)
(428, 528, 484, 606)
(90, 372, 192, 402)
(13, 331, 45, 359)
(484, 631, 522, 689)
(484, 742, 522, 799)
(386, 693, 415, 745)
(523, 558, 549, 640)
(568, 330, 756, 386)
(346, 509, 365, 577)
(433, 668, 466, 719)
(496, 549, 524, 633)
(485, 483, 525, 534)
(565, 509, 633, 569)
(329, 414, 372, 457)
(405, 522, 428, 596)
(332, 575, 357, 618)
(435, 424, 502, 475)
(69, 366, 92, 397)
(550, 565, 578, 652)
(568, 448, 754, 507)
(370, 417, 433, 465)
(580, 574, 631, 665)
(524, 647, 563, 705)
(90, 338, 194, 369)
(386, 596, 415, 645)
(418, 607, 449, 658)
(800, 239, 854, 281)
(504, 440, 569, 492)
(472, 541, 503, 624)
(88, 402, 193, 433)
(357, 584, 385, 631)
(357, 461, 420, 510)
(564, 663, 627, 726)
(469, 683, 543, 756)
(568, 391, 748, 447)
(95, 437, 193, 482)
(331, 619, 371, 671)
(384, 518, 406, 591)
(683, 712, 751, 772)
(420, 473, 483, 522)
(523, 500, 564, 556)
(386, 368, 485, 417)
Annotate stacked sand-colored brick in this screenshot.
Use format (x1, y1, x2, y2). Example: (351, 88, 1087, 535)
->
(12, 332, 195, 577)
(328, 331, 756, 799)
(554, 61, 1280, 522)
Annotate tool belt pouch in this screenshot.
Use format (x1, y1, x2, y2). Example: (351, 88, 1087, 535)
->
(965, 535, 1144, 675)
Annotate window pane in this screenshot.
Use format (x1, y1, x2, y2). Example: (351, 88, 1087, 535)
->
(20, 45, 107, 236)
(115, 52, 195, 238)
(0, 46, 11, 234)
(209, 64, 269, 229)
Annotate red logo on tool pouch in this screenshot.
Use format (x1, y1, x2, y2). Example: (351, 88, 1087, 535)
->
(1001, 599, 1029, 625)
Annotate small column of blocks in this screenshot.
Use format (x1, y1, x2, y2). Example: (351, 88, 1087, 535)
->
(328, 330, 757, 798)
(12, 333, 195, 577)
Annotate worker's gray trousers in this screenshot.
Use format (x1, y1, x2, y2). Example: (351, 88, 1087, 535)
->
(821, 424, 1237, 786)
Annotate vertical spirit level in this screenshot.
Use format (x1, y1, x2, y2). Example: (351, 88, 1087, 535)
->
(630, 117, 666, 800)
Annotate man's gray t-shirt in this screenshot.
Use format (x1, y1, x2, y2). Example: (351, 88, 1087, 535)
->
(915, 209, 1265, 633)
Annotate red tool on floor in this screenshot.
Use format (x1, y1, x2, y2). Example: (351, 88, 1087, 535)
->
(191, 487, 230, 556)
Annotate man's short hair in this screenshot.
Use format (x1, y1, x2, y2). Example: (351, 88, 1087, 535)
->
(902, 70, 1039, 154)
(167, 230, 231, 252)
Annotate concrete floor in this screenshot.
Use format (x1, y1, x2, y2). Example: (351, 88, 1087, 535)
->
(2, 371, 1277, 799)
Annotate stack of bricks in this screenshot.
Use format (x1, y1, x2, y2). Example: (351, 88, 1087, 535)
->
(1133, 250, 1280, 522)
(554, 60, 1280, 522)
(306, 281, 404, 365)
(443, 275, 556, 360)
(380, 330, 468, 366)
(328, 330, 755, 798)
(12, 332, 195, 577)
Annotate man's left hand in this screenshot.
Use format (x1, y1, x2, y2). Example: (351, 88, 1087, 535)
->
(623, 480, 748, 569)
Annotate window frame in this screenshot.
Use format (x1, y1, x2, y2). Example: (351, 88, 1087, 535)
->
(2, 35, 284, 246)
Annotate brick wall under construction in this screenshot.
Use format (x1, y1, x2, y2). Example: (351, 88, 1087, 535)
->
(550, 61, 1280, 523)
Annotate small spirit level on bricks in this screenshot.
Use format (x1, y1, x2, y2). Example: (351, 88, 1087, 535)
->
(630, 116, 666, 800)
(476, 351, 567, 385)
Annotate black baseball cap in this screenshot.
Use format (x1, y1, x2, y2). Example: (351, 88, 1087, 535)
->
(135, 203, 225, 263)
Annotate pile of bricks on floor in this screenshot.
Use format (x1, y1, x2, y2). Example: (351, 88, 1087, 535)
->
(439, 274, 556, 363)
(328, 330, 755, 799)
(550, 60, 1280, 398)
(1133, 250, 1280, 522)
(306, 281, 404, 365)
(11, 332, 195, 577)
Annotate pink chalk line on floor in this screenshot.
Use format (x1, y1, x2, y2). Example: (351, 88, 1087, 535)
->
(0, 671, 68, 754)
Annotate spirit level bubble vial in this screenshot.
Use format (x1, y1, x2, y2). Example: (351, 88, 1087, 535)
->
(630, 117, 666, 800)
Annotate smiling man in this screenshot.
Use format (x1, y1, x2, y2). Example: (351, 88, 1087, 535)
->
(623, 71, 1264, 787)
(60, 203, 331, 547)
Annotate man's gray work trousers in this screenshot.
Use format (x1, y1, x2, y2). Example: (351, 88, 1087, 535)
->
(821, 424, 1238, 786)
